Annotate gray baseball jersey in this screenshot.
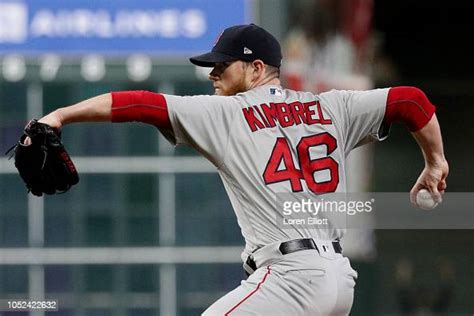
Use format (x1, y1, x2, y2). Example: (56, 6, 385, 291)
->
(163, 85, 389, 260)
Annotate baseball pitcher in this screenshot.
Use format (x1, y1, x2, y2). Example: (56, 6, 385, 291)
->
(12, 24, 448, 315)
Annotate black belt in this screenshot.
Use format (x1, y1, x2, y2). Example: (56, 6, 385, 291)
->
(279, 238, 342, 255)
(244, 239, 342, 277)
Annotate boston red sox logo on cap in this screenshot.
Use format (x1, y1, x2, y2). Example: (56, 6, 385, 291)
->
(190, 24, 282, 68)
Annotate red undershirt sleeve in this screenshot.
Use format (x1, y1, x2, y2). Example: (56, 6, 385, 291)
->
(110, 90, 172, 130)
(383, 86, 436, 132)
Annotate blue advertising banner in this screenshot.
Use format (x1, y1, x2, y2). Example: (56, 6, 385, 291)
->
(0, 0, 249, 56)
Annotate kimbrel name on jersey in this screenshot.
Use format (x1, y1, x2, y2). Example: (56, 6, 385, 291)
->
(242, 100, 332, 132)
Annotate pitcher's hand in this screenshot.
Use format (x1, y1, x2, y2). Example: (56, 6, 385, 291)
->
(410, 159, 449, 205)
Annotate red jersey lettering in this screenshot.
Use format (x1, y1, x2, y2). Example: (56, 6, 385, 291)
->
(243, 107, 266, 132)
(289, 101, 306, 125)
(274, 103, 294, 128)
(261, 103, 278, 128)
(243, 100, 332, 132)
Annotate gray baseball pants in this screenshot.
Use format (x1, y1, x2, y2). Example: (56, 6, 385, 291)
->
(202, 240, 358, 315)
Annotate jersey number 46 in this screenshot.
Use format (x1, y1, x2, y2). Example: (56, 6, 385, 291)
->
(263, 132, 339, 194)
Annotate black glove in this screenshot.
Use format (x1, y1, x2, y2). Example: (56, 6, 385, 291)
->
(6, 119, 79, 196)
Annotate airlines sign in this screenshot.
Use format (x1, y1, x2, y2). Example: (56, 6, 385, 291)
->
(0, 0, 248, 56)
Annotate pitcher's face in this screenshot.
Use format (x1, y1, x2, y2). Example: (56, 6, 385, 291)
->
(209, 61, 251, 96)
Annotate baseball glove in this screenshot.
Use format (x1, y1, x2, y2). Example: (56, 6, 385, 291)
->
(6, 119, 79, 196)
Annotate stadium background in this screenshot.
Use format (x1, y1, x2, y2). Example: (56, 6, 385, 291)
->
(0, 0, 473, 315)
